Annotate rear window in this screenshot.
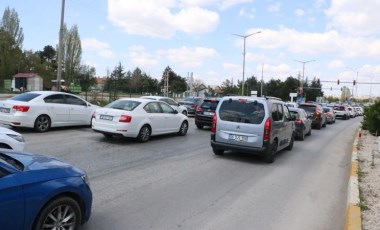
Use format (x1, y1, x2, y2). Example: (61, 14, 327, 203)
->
(323, 108, 330, 113)
(334, 106, 344, 111)
(298, 105, 316, 114)
(11, 93, 40, 102)
(219, 99, 265, 124)
(290, 111, 300, 119)
(105, 100, 141, 111)
(201, 100, 219, 110)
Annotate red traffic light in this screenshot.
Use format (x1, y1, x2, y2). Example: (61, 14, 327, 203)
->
(337, 79, 340, 85)
(353, 80, 356, 85)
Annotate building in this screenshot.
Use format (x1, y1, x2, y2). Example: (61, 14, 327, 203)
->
(12, 73, 43, 91)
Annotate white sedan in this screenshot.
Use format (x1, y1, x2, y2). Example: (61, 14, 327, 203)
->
(0, 127, 26, 151)
(0, 91, 99, 132)
(140, 96, 188, 116)
(92, 98, 189, 142)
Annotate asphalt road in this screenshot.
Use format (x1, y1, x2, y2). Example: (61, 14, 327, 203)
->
(20, 116, 362, 230)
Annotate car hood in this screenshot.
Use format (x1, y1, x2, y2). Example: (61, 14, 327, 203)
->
(0, 127, 22, 136)
(2, 151, 85, 182)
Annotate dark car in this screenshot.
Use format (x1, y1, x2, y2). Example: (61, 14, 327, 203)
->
(178, 97, 203, 116)
(195, 98, 220, 129)
(288, 107, 312, 140)
(0, 150, 92, 230)
(298, 103, 326, 129)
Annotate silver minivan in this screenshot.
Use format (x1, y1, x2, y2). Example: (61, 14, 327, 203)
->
(210, 96, 295, 163)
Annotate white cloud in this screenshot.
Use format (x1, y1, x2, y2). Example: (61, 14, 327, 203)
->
(294, 8, 305, 17)
(325, 0, 380, 36)
(167, 46, 217, 67)
(128, 46, 159, 68)
(328, 60, 344, 69)
(218, 0, 253, 11)
(239, 7, 255, 19)
(267, 2, 281, 13)
(82, 38, 116, 59)
(108, 0, 219, 38)
(245, 27, 380, 58)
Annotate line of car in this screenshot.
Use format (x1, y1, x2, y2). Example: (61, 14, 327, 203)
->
(0, 92, 365, 229)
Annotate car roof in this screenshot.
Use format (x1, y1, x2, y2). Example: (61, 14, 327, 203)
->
(140, 96, 169, 100)
(117, 98, 157, 103)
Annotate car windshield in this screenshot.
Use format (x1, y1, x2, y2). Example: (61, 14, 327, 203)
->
(219, 100, 265, 124)
(11, 93, 40, 102)
(0, 153, 24, 171)
(105, 100, 141, 111)
(298, 105, 316, 114)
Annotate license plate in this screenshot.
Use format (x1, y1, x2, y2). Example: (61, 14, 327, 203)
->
(100, 115, 113, 121)
(229, 134, 247, 142)
(203, 112, 214, 116)
(0, 107, 10, 113)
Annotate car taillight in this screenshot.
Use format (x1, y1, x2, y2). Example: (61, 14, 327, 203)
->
(264, 118, 271, 140)
(119, 115, 132, 122)
(196, 106, 202, 112)
(295, 119, 302, 124)
(12, 105, 30, 112)
(211, 114, 217, 133)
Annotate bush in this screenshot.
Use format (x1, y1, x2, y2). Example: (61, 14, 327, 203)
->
(361, 100, 380, 136)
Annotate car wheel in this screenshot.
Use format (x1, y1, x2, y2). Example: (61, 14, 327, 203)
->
(33, 196, 81, 230)
(286, 133, 294, 150)
(307, 126, 312, 136)
(213, 148, 224, 155)
(196, 123, 203, 129)
(299, 130, 305, 141)
(34, 115, 51, 132)
(264, 140, 277, 163)
(178, 121, 188, 136)
(137, 125, 151, 143)
(182, 110, 188, 116)
(322, 120, 327, 127)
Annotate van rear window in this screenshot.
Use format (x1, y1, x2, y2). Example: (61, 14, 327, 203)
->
(11, 93, 40, 102)
(219, 100, 265, 124)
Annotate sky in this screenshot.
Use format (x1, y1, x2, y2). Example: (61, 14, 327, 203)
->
(1, 0, 380, 98)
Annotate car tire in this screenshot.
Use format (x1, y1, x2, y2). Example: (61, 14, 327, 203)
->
(307, 127, 312, 136)
(285, 133, 294, 150)
(182, 110, 188, 116)
(178, 121, 188, 136)
(299, 130, 305, 141)
(33, 196, 81, 230)
(196, 123, 203, 129)
(264, 140, 277, 163)
(137, 125, 151, 143)
(34, 115, 51, 132)
(322, 121, 326, 127)
(213, 148, 224, 155)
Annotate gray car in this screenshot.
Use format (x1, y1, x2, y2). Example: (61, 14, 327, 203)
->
(211, 96, 295, 163)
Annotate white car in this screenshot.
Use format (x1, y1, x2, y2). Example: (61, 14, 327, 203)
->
(0, 127, 26, 151)
(140, 96, 188, 116)
(92, 98, 189, 142)
(0, 91, 99, 132)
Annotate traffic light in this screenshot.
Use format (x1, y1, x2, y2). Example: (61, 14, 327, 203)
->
(337, 79, 340, 85)
(317, 78, 320, 84)
(353, 80, 356, 86)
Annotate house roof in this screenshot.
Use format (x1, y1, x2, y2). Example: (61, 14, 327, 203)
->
(13, 73, 41, 78)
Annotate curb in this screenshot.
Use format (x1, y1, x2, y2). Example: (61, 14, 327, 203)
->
(344, 130, 362, 230)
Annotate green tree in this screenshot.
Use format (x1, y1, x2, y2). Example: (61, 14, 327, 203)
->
(245, 76, 260, 96)
(1, 7, 24, 49)
(221, 78, 239, 95)
(304, 77, 323, 101)
(104, 63, 125, 100)
(361, 100, 380, 135)
(78, 65, 96, 100)
(63, 24, 82, 85)
(160, 66, 186, 97)
(264, 79, 282, 98)
(279, 76, 299, 100)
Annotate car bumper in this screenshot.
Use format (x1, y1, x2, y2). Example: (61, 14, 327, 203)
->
(0, 113, 35, 128)
(211, 135, 269, 155)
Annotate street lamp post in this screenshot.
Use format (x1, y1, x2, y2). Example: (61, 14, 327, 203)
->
(232, 31, 261, 96)
(347, 67, 359, 98)
(294, 59, 315, 102)
(57, 0, 65, 92)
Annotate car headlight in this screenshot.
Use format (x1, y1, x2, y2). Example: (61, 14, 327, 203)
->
(7, 134, 25, 143)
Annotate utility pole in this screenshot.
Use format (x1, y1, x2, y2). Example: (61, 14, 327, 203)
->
(57, 0, 65, 92)
(232, 31, 261, 96)
(294, 59, 315, 103)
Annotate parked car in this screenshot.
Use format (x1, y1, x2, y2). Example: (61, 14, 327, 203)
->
(210, 96, 295, 163)
(0, 127, 26, 151)
(298, 103, 326, 129)
(354, 107, 364, 116)
(178, 97, 203, 116)
(92, 98, 189, 142)
(288, 107, 312, 140)
(323, 107, 336, 124)
(0, 149, 92, 230)
(195, 98, 220, 129)
(333, 105, 350, 120)
(0, 91, 99, 132)
(347, 106, 356, 118)
(140, 96, 188, 116)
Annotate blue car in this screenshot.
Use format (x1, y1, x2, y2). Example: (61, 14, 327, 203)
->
(0, 150, 92, 230)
